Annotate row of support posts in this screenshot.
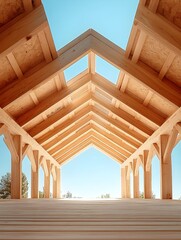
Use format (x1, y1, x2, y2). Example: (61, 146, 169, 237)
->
(0, 126, 61, 199)
(121, 126, 180, 199)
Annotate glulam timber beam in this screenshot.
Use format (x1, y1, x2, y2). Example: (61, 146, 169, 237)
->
(135, 5, 181, 55)
(0, 5, 47, 58)
(16, 73, 90, 127)
(91, 73, 165, 127)
(28, 93, 91, 138)
(0, 108, 59, 167)
(122, 107, 181, 168)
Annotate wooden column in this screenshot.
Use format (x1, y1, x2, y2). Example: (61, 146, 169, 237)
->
(143, 151, 152, 199)
(31, 150, 39, 198)
(10, 135, 22, 199)
(3, 129, 22, 199)
(44, 160, 50, 198)
(121, 167, 126, 198)
(160, 135, 173, 199)
(133, 159, 139, 198)
(53, 167, 60, 198)
(125, 166, 130, 198)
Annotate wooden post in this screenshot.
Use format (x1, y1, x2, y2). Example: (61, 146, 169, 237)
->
(53, 166, 60, 198)
(160, 135, 172, 199)
(143, 151, 152, 199)
(121, 167, 126, 198)
(44, 160, 50, 198)
(133, 159, 139, 198)
(125, 166, 130, 198)
(31, 150, 39, 198)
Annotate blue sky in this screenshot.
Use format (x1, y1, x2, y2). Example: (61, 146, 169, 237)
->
(0, 0, 180, 200)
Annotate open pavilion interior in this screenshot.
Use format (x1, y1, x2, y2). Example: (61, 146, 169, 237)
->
(0, 0, 181, 239)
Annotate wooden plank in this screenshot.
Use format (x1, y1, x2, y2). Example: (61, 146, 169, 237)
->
(0, 5, 47, 58)
(135, 5, 181, 55)
(0, 108, 59, 167)
(148, 0, 159, 13)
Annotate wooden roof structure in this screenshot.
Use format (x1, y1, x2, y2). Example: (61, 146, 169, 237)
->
(0, 0, 181, 171)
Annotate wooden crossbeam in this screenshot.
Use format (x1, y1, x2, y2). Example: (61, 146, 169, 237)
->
(135, 5, 181, 55)
(0, 5, 47, 58)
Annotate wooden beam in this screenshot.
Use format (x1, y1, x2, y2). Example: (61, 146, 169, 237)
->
(44, 115, 91, 151)
(91, 131, 127, 161)
(148, 0, 159, 12)
(37, 105, 91, 145)
(22, 0, 33, 12)
(0, 34, 91, 109)
(135, 5, 181, 55)
(175, 122, 181, 134)
(51, 124, 92, 157)
(0, 108, 59, 167)
(7, 53, 24, 79)
(88, 52, 95, 74)
(38, 30, 52, 63)
(90, 30, 181, 106)
(92, 73, 165, 127)
(159, 52, 176, 80)
(28, 93, 90, 138)
(122, 107, 181, 167)
(0, 5, 47, 58)
(91, 114, 140, 149)
(92, 106, 146, 144)
(92, 94, 153, 137)
(27, 147, 37, 172)
(16, 73, 90, 127)
(132, 31, 147, 63)
(91, 124, 133, 156)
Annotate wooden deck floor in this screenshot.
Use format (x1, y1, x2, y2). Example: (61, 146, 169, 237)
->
(0, 199, 181, 239)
